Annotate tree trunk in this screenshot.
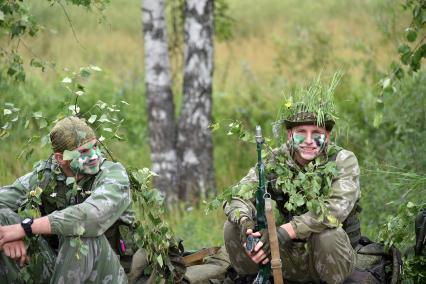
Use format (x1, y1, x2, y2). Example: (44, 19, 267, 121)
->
(177, 0, 216, 200)
(141, 0, 178, 201)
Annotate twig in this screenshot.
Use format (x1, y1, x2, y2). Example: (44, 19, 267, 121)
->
(57, 0, 85, 50)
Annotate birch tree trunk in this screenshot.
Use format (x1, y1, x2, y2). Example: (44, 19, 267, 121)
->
(142, 0, 178, 200)
(177, 0, 215, 200)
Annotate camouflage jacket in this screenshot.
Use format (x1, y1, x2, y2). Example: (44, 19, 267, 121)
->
(224, 145, 361, 240)
(0, 157, 134, 237)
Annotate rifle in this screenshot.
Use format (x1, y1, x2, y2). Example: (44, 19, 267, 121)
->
(246, 126, 283, 284)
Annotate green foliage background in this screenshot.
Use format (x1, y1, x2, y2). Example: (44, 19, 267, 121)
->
(0, 0, 425, 277)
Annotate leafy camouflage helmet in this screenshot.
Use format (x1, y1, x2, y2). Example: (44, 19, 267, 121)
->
(50, 116, 96, 153)
(284, 111, 335, 131)
(279, 72, 341, 131)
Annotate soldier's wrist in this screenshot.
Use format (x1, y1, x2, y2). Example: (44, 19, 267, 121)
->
(277, 226, 291, 243)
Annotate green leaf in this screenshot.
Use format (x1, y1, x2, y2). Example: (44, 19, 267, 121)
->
(156, 254, 163, 267)
(98, 114, 110, 123)
(405, 27, 417, 42)
(30, 58, 45, 71)
(62, 77, 72, 84)
(3, 109, 12, 115)
(382, 77, 392, 90)
(103, 127, 112, 132)
(90, 65, 102, 72)
(88, 115, 97, 124)
(66, 177, 76, 186)
(41, 135, 50, 147)
(38, 119, 47, 129)
(33, 111, 43, 119)
(79, 244, 89, 256)
(77, 131, 87, 139)
(398, 44, 411, 55)
(63, 150, 80, 161)
(76, 226, 85, 235)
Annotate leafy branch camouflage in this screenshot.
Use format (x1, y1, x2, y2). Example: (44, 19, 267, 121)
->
(208, 122, 341, 226)
(276, 72, 341, 129)
(129, 168, 180, 282)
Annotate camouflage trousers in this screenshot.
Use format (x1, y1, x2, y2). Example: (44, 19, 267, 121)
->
(0, 209, 127, 284)
(224, 221, 355, 284)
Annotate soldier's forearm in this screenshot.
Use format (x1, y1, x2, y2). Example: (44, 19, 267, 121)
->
(279, 223, 296, 239)
(32, 216, 52, 235)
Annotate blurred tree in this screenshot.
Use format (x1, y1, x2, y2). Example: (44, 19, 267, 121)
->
(142, 0, 179, 201)
(177, 0, 215, 200)
(142, 0, 215, 201)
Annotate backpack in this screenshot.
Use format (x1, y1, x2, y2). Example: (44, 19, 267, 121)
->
(415, 209, 426, 256)
(344, 236, 402, 284)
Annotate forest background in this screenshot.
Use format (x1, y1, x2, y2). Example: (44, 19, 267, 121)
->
(0, 0, 425, 267)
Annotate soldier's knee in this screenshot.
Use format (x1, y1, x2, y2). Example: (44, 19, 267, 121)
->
(311, 228, 355, 283)
(313, 228, 350, 253)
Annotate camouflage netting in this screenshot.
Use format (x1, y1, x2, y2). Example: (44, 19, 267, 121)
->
(50, 116, 96, 153)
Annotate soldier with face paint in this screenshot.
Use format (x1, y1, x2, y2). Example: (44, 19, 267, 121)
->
(0, 116, 133, 283)
(223, 74, 361, 283)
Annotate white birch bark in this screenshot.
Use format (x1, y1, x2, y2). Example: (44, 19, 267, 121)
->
(141, 0, 178, 200)
(177, 0, 215, 200)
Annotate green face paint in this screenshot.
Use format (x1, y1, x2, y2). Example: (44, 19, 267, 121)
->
(292, 134, 305, 146)
(313, 133, 325, 148)
(69, 143, 102, 175)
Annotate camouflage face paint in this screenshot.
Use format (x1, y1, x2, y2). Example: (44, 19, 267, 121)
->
(313, 133, 325, 148)
(69, 143, 102, 175)
(292, 133, 305, 146)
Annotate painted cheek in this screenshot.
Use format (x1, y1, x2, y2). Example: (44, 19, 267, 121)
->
(293, 134, 305, 145)
(313, 134, 325, 147)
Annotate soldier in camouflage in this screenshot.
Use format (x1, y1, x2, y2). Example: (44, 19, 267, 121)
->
(224, 75, 361, 283)
(0, 116, 133, 283)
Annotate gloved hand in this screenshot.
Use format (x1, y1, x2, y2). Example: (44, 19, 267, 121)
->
(239, 218, 255, 244)
(256, 226, 292, 257)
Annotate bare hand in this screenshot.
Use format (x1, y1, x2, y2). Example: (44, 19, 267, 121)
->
(245, 230, 270, 265)
(0, 224, 26, 249)
(3, 240, 29, 266)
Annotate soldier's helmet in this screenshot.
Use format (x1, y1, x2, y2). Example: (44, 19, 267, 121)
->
(50, 116, 96, 153)
(277, 72, 341, 132)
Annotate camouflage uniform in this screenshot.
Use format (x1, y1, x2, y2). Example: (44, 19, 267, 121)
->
(224, 145, 360, 283)
(0, 157, 133, 283)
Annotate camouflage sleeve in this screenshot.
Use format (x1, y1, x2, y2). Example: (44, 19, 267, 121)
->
(48, 162, 131, 237)
(290, 150, 361, 239)
(0, 172, 34, 212)
(223, 167, 257, 224)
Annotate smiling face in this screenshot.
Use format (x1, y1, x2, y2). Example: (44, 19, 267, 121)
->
(287, 124, 330, 166)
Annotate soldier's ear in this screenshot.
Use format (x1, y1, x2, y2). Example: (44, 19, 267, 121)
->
(54, 153, 66, 166)
(287, 129, 293, 141)
(325, 131, 331, 142)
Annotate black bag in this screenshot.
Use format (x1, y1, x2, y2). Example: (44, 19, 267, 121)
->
(415, 209, 426, 256)
(344, 236, 402, 284)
